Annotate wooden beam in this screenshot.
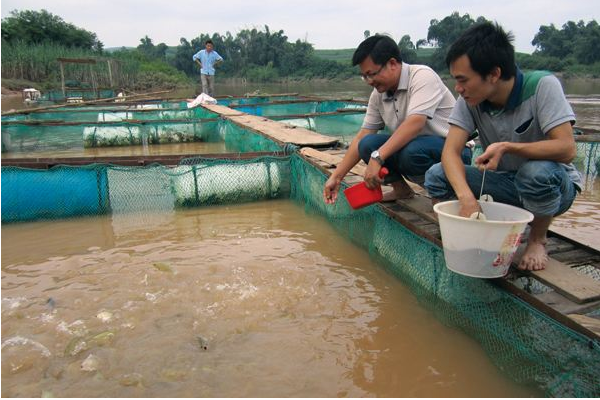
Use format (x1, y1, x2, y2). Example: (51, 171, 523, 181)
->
(60, 61, 65, 98)
(1, 90, 173, 116)
(517, 256, 600, 304)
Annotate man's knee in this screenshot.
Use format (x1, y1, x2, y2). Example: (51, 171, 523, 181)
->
(515, 161, 569, 196)
(357, 134, 382, 162)
(424, 163, 451, 198)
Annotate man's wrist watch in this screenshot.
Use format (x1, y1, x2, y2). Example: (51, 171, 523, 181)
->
(370, 150, 384, 165)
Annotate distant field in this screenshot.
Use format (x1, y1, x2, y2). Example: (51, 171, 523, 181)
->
(315, 47, 437, 64)
(314, 49, 355, 64)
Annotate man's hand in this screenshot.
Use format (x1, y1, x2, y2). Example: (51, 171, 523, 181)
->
(364, 160, 383, 189)
(475, 142, 507, 171)
(323, 175, 342, 204)
(458, 195, 481, 218)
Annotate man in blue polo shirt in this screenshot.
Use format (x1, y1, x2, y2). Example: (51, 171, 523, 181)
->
(192, 40, 223, 97)
(424, 22, 582, 271)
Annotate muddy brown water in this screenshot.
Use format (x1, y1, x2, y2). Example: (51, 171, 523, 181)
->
(1, 200, 540, 397)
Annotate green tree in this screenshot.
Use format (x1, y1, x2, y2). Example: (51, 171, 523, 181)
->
(426, 12, 488, 70)
(573, 20, 600, 64)
(533, 20, 600, 65)
(415, 38, 428, 49)
(1, 9, 103, 51)
(136, 36, 168, 60)
(398, 35, 417, 64)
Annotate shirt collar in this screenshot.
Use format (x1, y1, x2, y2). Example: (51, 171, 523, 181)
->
(383, 62, 410, 101)
(481, 67, 523, 113)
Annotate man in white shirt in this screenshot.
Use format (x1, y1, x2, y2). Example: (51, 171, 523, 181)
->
(323, 35, 471, 204)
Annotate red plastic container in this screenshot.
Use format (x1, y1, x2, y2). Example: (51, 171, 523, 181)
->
(344, 167, 389, 210)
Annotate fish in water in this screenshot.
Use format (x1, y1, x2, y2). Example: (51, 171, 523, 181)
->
(196, 335, 209, 351)
(46, 298, 56, 310)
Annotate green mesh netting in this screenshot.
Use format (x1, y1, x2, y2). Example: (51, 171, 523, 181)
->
(234, 101, 365, 116)
(1, 105, 218, 123)
(1, 156, 291, 223)
(288, 155, 600, 397)
(41, 89, 116, 102)
(218, 120, 283, 153)
(47, 100, 188, 111)
(1, 154, 599, 396)
(217, 95, 301, 107)
(1, 119, 281, 154)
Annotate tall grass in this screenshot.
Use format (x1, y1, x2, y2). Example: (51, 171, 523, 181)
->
(1, 40, 140, 89)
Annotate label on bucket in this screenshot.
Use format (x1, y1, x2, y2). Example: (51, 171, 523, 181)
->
(492, 225, 525, 268)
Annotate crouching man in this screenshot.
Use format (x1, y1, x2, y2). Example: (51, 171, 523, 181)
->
(424, 22, 582, 271)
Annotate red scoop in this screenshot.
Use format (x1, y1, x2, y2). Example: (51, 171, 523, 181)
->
(344, 167, 389, 210)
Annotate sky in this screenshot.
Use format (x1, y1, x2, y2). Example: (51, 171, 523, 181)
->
(1, 0, 599, 53)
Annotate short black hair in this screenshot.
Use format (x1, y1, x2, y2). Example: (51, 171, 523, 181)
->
(445, 22, 516, 80)
(205, 39, 214, 45)
(352, 35, 402, 66)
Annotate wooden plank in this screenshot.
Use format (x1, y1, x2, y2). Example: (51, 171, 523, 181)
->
(518, 256, 600, 304)
(567, 314, 600, 336)
(496, 278, 600, 341)
(300, 147, 365, 176)
(201, 104, 245, 116)
(551, 249, 600, 266)
(0, 151, 288, 168)
(229, 115, 337, 146)
(534, 290, 600, 315)
(395, 195, 436, 223)
(300, 148, 427, 197)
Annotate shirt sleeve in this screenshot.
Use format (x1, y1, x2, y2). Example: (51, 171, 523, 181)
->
(406, 67, 445, 119)
(448, 97, 476, 134)
(535, 75, 575, 134)
(192, 51, 201, 61)
(361, 89, 385, 130)
(215, 51, 224, 61)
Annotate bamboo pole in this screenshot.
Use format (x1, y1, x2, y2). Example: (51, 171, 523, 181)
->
(1, 90, 174, 116)
(59, 61, 65, 98)
(107, 60, 114, 89)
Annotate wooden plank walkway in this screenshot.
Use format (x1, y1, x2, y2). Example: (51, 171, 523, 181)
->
(229, 115, 337, 147)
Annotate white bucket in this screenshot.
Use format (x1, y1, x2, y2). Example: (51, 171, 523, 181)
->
(433, 200, 534, 278)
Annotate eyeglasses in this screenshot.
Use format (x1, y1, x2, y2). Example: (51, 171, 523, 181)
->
(360, 61, 388, 82)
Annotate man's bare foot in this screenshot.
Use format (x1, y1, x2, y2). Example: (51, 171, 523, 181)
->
(382, 187, 415, 201)
(385, 178, 416, 201)
(518, 240, 548, 271)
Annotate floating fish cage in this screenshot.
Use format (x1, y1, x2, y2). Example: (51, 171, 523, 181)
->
(230, 99, 365, 117)
(2, 96, 600, 397)
(1, 115, 284, 155)
(2, 152, 599, 397)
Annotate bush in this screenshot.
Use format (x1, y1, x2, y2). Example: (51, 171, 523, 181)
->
(131, 70, 190, 90)
(245, 64, 280, 82)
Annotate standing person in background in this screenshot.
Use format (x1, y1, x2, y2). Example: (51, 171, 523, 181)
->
(323, 35, 471, 205)
(424, 22, 582, 271)
(192, 40, 223, 97)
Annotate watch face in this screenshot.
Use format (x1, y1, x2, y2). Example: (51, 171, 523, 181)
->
(371, 150, 379, 158)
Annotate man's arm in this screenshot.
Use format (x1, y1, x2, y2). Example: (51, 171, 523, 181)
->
(441, 125, 479, 217)
(475, 121, 576, 169)
(323, 127, 376, 204)
(192, 51, 202, 68)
